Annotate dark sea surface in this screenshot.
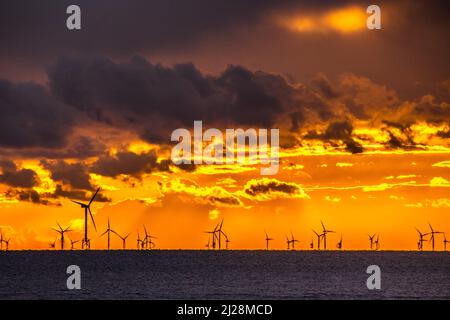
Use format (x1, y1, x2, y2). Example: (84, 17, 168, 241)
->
(0, 250, 449, 299)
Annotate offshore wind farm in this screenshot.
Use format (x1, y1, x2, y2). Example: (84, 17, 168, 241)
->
(1, 188, 449, 251)
(1, 0, 450, 301)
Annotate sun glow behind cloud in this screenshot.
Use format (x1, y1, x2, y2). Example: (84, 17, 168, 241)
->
(278, 6, 367, 34)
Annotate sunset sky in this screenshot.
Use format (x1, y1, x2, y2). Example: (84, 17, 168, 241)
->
(0, 0, 449, 250)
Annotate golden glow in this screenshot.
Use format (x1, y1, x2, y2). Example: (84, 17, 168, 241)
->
(278, 6, 366, 34)
(322, 7, 366, 33)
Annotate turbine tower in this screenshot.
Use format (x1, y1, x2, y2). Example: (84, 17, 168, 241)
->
(223, 232, 230, 249)
(52, 222, 72, 250)
(113, 231, 130, 249)
(428, 223, 443, 251)
(336, 235, 343, 250)
(320, 221, 335, 250)
(444, 233, 449, 251)
(71, 187, 100, 249)
(290, 232, 299, 250)
(415, 228, 429, 251)
(368, 234, 376, 250)
(285, 234, 291, 250)
(264, 231, 273, 250)
(374, 234, 380, 250)
(312, 230, 322, 250)
(101, 217, 116, 250)
(69, 238, 80, 250)
(143, 225, 157, 249)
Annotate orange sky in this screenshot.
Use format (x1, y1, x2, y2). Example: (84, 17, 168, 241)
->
(1, 136, 449, 250)
(1, 2, 450, 251)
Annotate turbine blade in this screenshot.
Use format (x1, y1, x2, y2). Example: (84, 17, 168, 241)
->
(88, 187, 100, 206)
(71, 200, 85, 206)
(88, 207, 97, 232)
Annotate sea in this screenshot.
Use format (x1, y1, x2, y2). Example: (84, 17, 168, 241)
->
(0, 250, 449, 299)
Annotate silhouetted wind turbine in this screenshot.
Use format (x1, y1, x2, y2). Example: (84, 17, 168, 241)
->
(143, 225, 157, 249)
(113, 231, 130, 249)
(101, 217, 116, 250)
(0, 231, 3, 250)
(71, 187, 100, 249)
(337, 235, 343, 250)
(3, 238, 10, 251)
(428, 223, 443, 251)
(290, 232, 299, 250)
(415, 228, 429, 251)
(320, 221, 335, 250)
(368, 234, 376, 250)
(217, 219, 224, 249)
(49, 238, 57, 249)
(137, 230, 143, 250)
(444, 233, 449, 251)
(52, 222, 72, 250)
(223, 231, 230, 249)
(375, 234, 380, 250)
(264, 231, 273, 250)
(69, 238, 80, 250)
(204, 224, 219, 249)
(285, 234, 291, 250)
(312, 230, 322, 250)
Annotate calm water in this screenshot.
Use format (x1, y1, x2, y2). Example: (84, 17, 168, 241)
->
(0, 251, 449, 299)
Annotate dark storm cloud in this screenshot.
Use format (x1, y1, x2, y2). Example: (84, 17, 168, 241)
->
(5, 189, 52, 206)
(0, 79, 74, 148)
(41, 160, 94, 191)
(0, 136, 108, 160)
(47, 55, 300, 142)
(90, 150, 169, 178)
(303, 121, 364, 154)
(244, 179, 299, 197)
(0, 160, 39, 188)
(1, 0, 450, 99)
(0, 0, 277, 62)
(310, 73, 339, 99)
(50, 184, 111, 202)
(412, 95, 450, 124)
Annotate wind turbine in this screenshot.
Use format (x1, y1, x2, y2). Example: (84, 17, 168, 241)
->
(312, 230, 322, 250)
(217, 219, 224, 249)
(223, 231, 230, 249)
(374, 234, 380, 250)
(428, 223, 443, 251)
(101, 217, 116, 250)
(320, 221, 335, 250)
(3, 238, 10, 251)
(71, 187, 100, 249)
(290, 232, 299, 250)
(204, 224, 219, 250)
(336, 235, 343, 250)
(444, 233, 449, 251)
(69, 238, 80, 250)
(0, 231, 3, 250)
(143, 225, 157, 249)
(137, 230, 143, 250)
(368, 234, 376, 250)
(415, 228, 429, 251)
(264, 231, 273, 250)
(113, 231, 130, 249)
(52, 222, 72, 250)
(285, 234, 291, 250)
(49, 238, 57, 249)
